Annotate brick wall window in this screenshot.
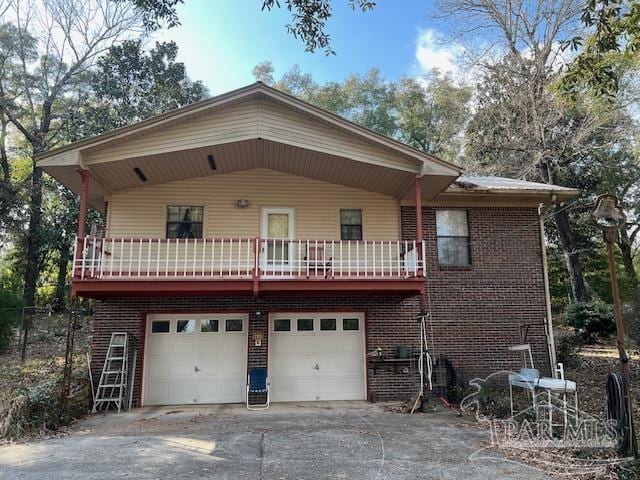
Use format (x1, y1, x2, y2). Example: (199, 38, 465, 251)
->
(436, 210, 471, 266)
(340, 209, 363, 240)
(166, 206, 203, 239)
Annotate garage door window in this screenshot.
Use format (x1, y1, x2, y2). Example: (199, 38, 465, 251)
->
(274, 319, 291, 332)
(201, 319, 219, 333)
(297, 318, 314, 331)
(343, 318, 359, 331)
(177, 319, 197, 333)
(320, 318, 337, 331)
(151, 320, 170, 333)
(225, 318, 243, 332)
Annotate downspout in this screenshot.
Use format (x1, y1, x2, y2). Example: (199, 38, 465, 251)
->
(539, 200, 557, 378)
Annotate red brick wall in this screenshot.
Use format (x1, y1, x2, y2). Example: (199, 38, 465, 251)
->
(90, 205, 552, 406)
(92, 295, 423, 406)
(401, 205, 551, 384)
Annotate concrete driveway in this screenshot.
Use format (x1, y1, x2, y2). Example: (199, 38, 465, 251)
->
(0, 402, 546, 480)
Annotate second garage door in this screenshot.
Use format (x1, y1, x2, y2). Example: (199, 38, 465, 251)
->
(143, 313, 247, 406)
(269, 312, 365, 402)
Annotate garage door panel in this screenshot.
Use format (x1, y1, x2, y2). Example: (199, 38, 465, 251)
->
(173, 336, 198, 356)
(196, 359, 222, 378)
(269, 313, 365, 402)
(222, 357, 246, 376)
(313, 337, 342, 355)
(168, 381, 198, 404)
(144, 314, 248, 406)
(222, 336, 246, 354)
(339, 335, 363, 350)
(146, 359, 171, 380)
(147, 337, 171, 356)
(196, 337, 222, 357)
(319, 357, 362, 375)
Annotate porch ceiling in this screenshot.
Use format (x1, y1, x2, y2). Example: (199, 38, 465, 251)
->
(46, 139, 457, 211)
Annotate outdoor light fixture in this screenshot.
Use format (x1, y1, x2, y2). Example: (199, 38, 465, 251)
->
(207, 154, 217, 170)
(133, 167, 147, 182)
(236, 199, 249, 208)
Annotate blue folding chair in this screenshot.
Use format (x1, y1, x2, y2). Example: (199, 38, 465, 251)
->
(247, 367, 270, 410)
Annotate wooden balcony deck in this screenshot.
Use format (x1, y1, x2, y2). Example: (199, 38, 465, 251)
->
(72, 237, 426, 298)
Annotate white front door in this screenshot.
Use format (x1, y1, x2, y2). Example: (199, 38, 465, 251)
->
(268, 312, 366, 402)
(143, 313, 248, 405)
(261, 208, 295, 273)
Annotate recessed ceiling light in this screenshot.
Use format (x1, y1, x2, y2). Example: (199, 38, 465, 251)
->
(133, 167, 147, 182)
(207, 154, 217, 170)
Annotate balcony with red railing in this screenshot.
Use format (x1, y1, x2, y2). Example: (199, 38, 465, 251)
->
(72, 237, 426, 298)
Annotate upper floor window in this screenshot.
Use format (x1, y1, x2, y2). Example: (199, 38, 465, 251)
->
(166, 206, 203, 239)
(436, 210, 470, 266)
(340, 209, 363, 241)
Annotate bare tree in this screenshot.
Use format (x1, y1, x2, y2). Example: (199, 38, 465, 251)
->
(435, 0, 630, 303)
(0, 0, 143, 306)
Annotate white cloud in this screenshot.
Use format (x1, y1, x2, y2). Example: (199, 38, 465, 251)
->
(414, 29, 465, 77)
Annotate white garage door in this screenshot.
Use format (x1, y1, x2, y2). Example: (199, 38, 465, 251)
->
(143, 314, 247, 406)
(269, 312, 365, 402)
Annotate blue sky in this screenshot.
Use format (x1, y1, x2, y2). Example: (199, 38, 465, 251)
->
(154, 0, 462, 94)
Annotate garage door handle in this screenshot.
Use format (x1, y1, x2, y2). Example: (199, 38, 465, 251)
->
(194, 366, 201, 372)
(313, 364, 319, 370)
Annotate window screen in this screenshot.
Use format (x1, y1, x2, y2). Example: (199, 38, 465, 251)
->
(340, 209, 363, 241)
(436, 210, 470, 266)
(166, 206, 203, 239)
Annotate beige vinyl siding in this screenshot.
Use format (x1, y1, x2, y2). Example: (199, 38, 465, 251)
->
(86, 101, 260, 165)
(258, 101, 419, 173)
(84, 98, 421, 174)
(106, 169, 400, 240)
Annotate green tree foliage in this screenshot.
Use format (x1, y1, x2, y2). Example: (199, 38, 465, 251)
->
(0, 290, 22, 352)
(76, 40, 207, 138)
(129, 0, 377, 54)
(253, 63, 472, 160)
(564, 299, 616, 341)
(563, 0, 640, 98)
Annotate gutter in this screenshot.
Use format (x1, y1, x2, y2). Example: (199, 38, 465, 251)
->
(539, 201, 557, 378)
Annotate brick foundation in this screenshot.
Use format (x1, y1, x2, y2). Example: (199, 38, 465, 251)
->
(90, 205, 552, 406)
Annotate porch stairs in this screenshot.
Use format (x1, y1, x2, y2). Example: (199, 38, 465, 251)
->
(92, 332, 128, 413)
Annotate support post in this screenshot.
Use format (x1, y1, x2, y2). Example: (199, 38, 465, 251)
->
(606, 241, 629, 380)
(538, 204, 557, 377)
(415, 177, 423, 268)
(77, 169, 90, 238)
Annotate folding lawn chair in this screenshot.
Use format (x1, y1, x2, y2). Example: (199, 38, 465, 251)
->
(247, 367, 270, 410)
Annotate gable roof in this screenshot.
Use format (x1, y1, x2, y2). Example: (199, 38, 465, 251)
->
(35, 81, 462, 176)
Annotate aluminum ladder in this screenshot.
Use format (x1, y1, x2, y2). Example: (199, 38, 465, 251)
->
(92, 332, 128, 413)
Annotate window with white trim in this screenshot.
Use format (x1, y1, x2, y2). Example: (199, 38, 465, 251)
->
(436, 210, 471, 266)
(166, 206, 203, 239)
(340, 209, 363, 241)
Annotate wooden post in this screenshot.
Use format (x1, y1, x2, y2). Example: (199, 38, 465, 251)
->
(77, 169, 90, 238)
(415, 177, 423, 269)
(606, 241, 630, 379)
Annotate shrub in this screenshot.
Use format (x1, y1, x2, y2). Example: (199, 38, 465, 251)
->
(554, 329, 584, 368)
(564, 299, 615, 342)
(0, 291, 23, 353)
